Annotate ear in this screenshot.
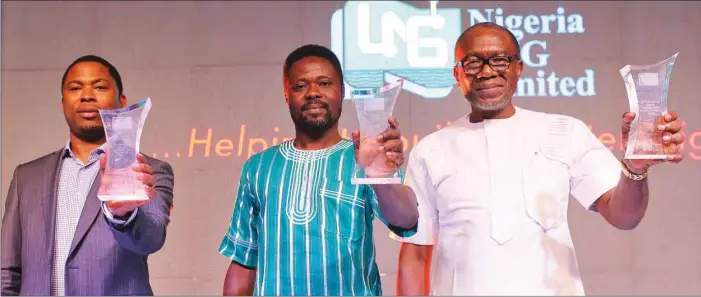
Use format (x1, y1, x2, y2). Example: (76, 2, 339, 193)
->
(282, 78, 290, 104)
(453, 66, 470, 94)
(515, 60, 524, 77)
(118, 94, 127, 108)
(453, 65, 461, 84)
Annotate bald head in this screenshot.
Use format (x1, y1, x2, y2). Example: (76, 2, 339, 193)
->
(454, 23, 520, 62)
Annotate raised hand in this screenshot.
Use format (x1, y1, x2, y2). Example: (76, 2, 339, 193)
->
(621, 111, 684, 174)
(100, 153, 157, 217)
(352, 117, 405, 177)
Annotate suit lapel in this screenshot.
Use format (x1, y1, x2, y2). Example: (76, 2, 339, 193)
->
(44, 149, 65, 264)
(67, 172, 102, 258)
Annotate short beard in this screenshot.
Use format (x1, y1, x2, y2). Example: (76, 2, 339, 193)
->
(69, 123, 106, 143)
(291, 104, 341, 139)
(467, 95, 511, 112)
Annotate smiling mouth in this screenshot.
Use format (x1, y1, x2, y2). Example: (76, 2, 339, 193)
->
(303, 103, 327, 110)
(477, 85, 503, 91)
(475, 86, 505, 99)
(304, 107, 326, 113)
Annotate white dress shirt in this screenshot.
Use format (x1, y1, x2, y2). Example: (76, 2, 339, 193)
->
(392, 107, 621, 295)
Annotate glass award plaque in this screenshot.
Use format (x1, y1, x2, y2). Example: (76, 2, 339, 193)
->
(350, 79, 404, 185)
(97, 98, 152, 201)
(620, 53, 678, 159)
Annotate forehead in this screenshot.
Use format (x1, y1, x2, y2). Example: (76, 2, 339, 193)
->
(288, 56, 338, 79)
(65, 62, 112, 82)
(455, 28, 518, 59)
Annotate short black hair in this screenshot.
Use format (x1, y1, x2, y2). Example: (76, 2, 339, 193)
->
(456, 22, 521, 57)
(61, 55, 123, 96)
(283, 44, 344, 84)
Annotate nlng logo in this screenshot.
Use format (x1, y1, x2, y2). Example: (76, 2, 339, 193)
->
(330, 1, 595, 100)
(331, 1, 461, 100)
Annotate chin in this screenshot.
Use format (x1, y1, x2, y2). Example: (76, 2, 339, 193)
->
(69, 120, 103, 134)
(300, 115, 325, 125)
(306, 120, 332, 130)
(472, 97, 510, 111)
(79, 124, 104, 132)
(74, 130, 106, 142)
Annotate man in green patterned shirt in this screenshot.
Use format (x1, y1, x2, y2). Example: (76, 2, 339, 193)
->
(219, 44, 419, 296)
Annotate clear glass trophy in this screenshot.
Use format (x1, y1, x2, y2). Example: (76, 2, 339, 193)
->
(351, 79, 404, 185)
(97, 98, 152, 201)
(620, 53, 678, 160)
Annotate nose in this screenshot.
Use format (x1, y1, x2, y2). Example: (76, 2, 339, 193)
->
(475, 62, 498, 80)
(305, 83, 321, 100)
(80, 87, 97, 102)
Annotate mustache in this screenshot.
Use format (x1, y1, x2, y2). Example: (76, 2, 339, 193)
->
(301, 100, 330, 111)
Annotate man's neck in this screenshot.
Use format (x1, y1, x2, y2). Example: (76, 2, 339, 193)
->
(293, 127, 343, 151)
(469, 103, 516, 123)
(69, 133, 105, 164)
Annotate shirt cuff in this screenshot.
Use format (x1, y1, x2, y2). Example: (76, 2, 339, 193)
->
(102, 203, 139, 226)
(572, 169, 621, 212)
(389, 217, 437, 245)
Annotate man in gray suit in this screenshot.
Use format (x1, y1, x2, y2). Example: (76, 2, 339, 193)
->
(1, 55, 175, 295)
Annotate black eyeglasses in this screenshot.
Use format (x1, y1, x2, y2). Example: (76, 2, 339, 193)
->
(455, 55, 520, 75)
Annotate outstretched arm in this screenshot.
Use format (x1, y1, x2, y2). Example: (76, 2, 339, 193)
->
(353, 117, 419, 229)
(372, 184, 419, 229)
(593, 112, 683, 229)
(570, 112, 684, 230)
(104, 156, 174, 255)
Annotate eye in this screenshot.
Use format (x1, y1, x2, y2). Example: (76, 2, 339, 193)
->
(293, 84, 306, 90)
(95, 86, 107, 90)
(490, 57, 509, 65)
(68, 86, 80, 91)
(319, 81, 332, 87)
(466, 59, 482, 68)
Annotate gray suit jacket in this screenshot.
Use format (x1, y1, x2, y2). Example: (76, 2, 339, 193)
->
(1, 149, 175, 296)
